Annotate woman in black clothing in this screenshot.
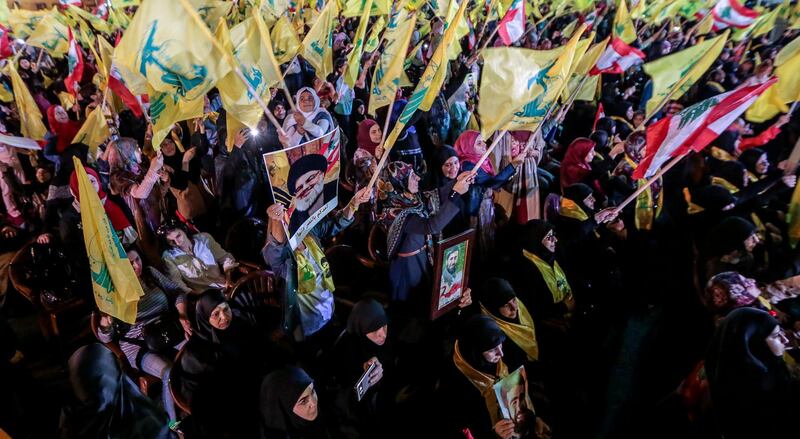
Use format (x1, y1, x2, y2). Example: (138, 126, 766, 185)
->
(260, 366, 334, 439)
(705, 307, 798, 439)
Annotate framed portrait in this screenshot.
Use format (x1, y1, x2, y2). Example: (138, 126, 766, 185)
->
(262, 128, 341, 250)
(430, 229, 475, 320)
(493, 366, 536, 439)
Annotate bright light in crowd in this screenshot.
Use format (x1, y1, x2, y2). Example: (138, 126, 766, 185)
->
(251, 129, 260, 137)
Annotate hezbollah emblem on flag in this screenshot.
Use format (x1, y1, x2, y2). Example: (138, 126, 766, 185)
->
(514, 61, 558, 119)
(137, 22, 210, 99)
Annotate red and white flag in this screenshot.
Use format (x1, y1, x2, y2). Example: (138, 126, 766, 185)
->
(711, 0, 758, 31)
(0, 26, 12, 60)
(108, 64, 144, 118)
(590, 37, 646, 75)
(633, 79, 776, 180)
(497, 0, 525, 46)
(59, 0, 82, 6)
(593, 103, 605, 131)
(64, 28, 84, 97)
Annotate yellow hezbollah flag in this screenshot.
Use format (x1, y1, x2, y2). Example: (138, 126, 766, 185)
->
(192, 0, 234, 29)
(72, 106, 110, 153)
(301, 0, 338, 79)
(562, 18, 579, 38)
(73, 158, 143, 324)
(67, 5, 111, 33)
(614, 0, 637, 44)
(149, 86, 205, 148)
(345, 0, 374, 87)
(27, 11, 69, 58)
(382, 1, 466, 152)
(420, 0, 468, 111)
(364, 15, 386, 53)
(573, 0, 594, 12)
(114, 0, 231, 102)
(445, 0, 471, 62)
(108, 5, 132, 30)
(3, 62, 47, 140)
(746, 38, 800, 123)
(776, 34, 800, 66)
(480, 25, 587, 136)
(8, 9, 47, 39)
(559, 32, 595, 101)
(0, 84, 12, 104)
(562, 36, 608, 101)
(271, 15, 301, 64)
(342, 0, 391, 17)
(631, 0, 646, 18)
(643, 30, 728, 118)
(369, 7, 417, 114)
(0, 1, 9, 26)
(696, 10, 714, 35)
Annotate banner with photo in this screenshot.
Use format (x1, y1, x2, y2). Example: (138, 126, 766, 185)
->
(493, 366, 536, 439)
(263, 128, 341, 250)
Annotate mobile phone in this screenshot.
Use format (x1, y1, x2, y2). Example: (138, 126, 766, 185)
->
(354, 361, 377, 402)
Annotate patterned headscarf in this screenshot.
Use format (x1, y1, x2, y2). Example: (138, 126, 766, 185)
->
(107, 138, 141, 173)
(377, 161, 428, 258)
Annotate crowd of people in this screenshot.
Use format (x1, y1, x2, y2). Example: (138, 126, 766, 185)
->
(2, 0, 800, 438)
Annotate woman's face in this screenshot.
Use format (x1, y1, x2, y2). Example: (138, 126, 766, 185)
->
(499, 297, 518, 320)
(366, 324, 388, 346)
(744, 233, 760, 252)
(35, 167, 52, 184)
(755, 154, 769, 175)
(54, 106, 69, 123)
(625, 106, 634, 121)
(368, 124, 382, 144)
(474, 135, 487, 154)
(273, 104, 286, 120)
(126, 249, 143, 278)
(19, 59, 30, 70)
(765, 325, 789, 357)
(356, 104, 365, 115)
(293, 383, 319, 421)
(407, 171, 420, 194)
(166, 229, 191, 251)
(161, 139, 177, 156)
(633, 113, 645, 127)
(299, 91, 315, 113)
(585, 147, 595, 164)
(541, 229, 557, 253)
(482, 343, 504, 363)
(441, 156, 460, 179)
(209, 302, 232, 330)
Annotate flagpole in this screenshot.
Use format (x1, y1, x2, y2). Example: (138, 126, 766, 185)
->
(175, 0, 286, 133)
(612, 152, 686, 214)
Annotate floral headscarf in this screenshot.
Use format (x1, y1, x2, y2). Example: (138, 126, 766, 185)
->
(378, 161, 428, 259)
(107, 137, 142, 174)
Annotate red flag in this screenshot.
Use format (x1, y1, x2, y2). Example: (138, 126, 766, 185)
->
(497, 0, 526, 46)
(633, 80, 775, 180)
(108, 64, 144, 118)
(590, 38, 646, 75)
(64, 28, 84, 97)
(0, 26, 13, 60)
(593, 103, 605, 131)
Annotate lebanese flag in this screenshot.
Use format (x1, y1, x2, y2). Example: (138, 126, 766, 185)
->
(59, 0, 82, 6)
(711, 0, 758, 31)
(593, 103, 605, 131)
(64, 28, 84, 97)
(108, 64, 144, 118)
(0, 26, 12, 59)
(497, 0, 525, 46)
(590, 38, 646, 75)
(633, 79, 776, 180)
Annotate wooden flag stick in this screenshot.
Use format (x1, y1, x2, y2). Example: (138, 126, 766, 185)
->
(612, 152, 686, 214)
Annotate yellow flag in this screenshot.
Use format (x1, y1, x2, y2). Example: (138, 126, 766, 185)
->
(72, 106, 110, 153)
(652, 0, 682, 24)
(369, 7, 417, 114)
(193, 0, 234, 28)
(696, 11, 713, 35)
(345, 0, 375, 87)
(481, 25, 587, 135)
(445, 0, 470, 61)
(562, 18, 579, 38)
(73, 158, 143, 325)
(301, 0, 338, 79)
(791, 2, 800, 29)
(271, 16, 301, 64)
(3, 62, 47, 140)
(776, 34, 800, 66)
(108, 5, 132, 30)
(0, 0, 9, 26)
(788, 177, 800, 248)
(113, 0, 142, 6)
(342, 0, 391, 17)
(614, 0, 637, 44)
(0, 83, 12, 104)
(631, 0, 646, 18)
(560, 33, 599, 101)
(745, 39, 800, 123)
(114, 0, 232, 101)
(741, 7, 779, 41)
(58, 92, 76, 110)
(420, 0, 469, 111)
(8, 9, 47, 39)
(364, 16, 386, 53)
(149, 86, 205, 148)
(66, 5, 111, 33)
(643, 30, 728, 118)
(430, 0, 449, 17)
(573, 0, 594, 12)
(27, 11, 69, 57)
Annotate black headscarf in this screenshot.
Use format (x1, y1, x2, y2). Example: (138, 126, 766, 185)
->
(563, 183, 594, 209)
(260, 367, 329, 439)
(62, 344, 170, 439)
(705, 307, 794, 438)
(195, 289, 228, 344)
(739, 148, 766, 176)
(708, 216, 756, 257)
(589, 130, 610, 154)
(346, 298, 388, 337)
(714, 131, 739, 155)
(458, 315, 506, 374)
(713, 160, 746, 190)
(481, 278, 517, 319)
(690, 184, 737, 212)
(429, 145, 459, 188)
(519, 219, 555, 262)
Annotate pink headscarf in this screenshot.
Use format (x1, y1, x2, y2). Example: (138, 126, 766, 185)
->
(560, 137, 595, 189)
(454, 130, 494, 175)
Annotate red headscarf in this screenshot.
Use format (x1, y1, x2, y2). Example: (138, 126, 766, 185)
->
(357, 119, 380, 156)
(559, 137, 595, 189)
(69, 166, 131, 232)
(47, 106, 81, 154)
(454, 130, 494, 175)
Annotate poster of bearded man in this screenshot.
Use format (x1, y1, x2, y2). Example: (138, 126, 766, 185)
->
(263, 128, 341, 250)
